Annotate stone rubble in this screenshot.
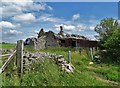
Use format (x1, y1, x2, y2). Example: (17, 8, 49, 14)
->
(23, 51, 74, 73)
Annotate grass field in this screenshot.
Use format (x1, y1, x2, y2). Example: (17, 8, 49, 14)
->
(0, 43, 16, 49)
(1, 45, 119, 86)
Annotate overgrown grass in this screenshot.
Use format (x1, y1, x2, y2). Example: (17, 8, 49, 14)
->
(1, 56, 17, 86)
(1, 46, 119, 86)
(2, 58, 113, 86)
(86, 64, 119, 82)
(1, 44, 17, 86)
(0, 43, 16, 49)
(33, 59, 111, 86)
(40, 47, 119, 85)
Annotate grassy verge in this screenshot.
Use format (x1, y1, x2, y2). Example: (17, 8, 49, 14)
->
(40, 47, 119, 85)
(2, 58, 114, 86)
(20, 58, 114, 86)
(1, 46, 119, 86)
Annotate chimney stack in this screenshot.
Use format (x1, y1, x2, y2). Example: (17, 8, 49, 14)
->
(60, 26, 63, 31)
(58, 26, 64, 37)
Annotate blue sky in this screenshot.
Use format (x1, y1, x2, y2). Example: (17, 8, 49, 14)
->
(0, 1, 118, 43)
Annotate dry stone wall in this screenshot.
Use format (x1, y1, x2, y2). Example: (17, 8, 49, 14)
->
(1, 49, 74, 73)
(23, 51, 74, 73)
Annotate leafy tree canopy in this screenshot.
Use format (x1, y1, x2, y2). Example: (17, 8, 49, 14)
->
(94, 18, 120, 63)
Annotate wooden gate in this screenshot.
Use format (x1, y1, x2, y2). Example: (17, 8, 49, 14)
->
(0, 40, 24, 75)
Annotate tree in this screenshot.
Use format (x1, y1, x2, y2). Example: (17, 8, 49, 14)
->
(103, 29, 120, 63)
(95, 18, 118, 40)
(95, 18, 120, 63)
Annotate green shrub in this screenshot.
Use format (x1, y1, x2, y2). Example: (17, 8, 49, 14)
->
(95, 18, 120, 63)
(103, 29, 120, 63)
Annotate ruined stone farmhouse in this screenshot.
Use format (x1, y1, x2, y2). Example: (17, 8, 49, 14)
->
(24, 26, 98, 50)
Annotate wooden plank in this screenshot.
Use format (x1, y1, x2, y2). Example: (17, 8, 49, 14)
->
(16, 40, 24, 75)
(0, 54, 12, 57)
(0, 50, 16, 73)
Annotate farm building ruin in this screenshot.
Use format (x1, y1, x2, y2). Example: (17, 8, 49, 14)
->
(24, 26, 98, 50)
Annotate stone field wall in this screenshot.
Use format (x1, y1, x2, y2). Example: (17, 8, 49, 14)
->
(23, 51, 74, 73)
(1, 49, 74, 73)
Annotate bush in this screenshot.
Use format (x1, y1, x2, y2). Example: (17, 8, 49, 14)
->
(95, 18, 120, 63)
(103, 29, 120, 63)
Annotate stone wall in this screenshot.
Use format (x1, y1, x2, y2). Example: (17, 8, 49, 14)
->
(23, 51, 74, 73)
(1, 49, 74, 73)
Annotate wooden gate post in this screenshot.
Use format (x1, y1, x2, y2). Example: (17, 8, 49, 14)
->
(16, 40, 24, 76)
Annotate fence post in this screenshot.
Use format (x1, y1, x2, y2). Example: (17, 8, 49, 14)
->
(90, 48, 94, 61)
(68, 50, 71, 63)
(16, 40, 24, 76)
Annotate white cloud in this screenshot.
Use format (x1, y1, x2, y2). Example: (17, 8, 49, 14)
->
(2, 6, 22, 16)
(64, 25, 76, 31)
(89, 26, 95, 30)
(72, 13, 80, 21)
(54, 24, 76, 31)
(38, 14, 64, 23)
(29, 2, 53, 11)
(76, 24, 86, 31)
(2, 29, 23, 43)
(54, 24, 63, 31)
(13, 13, 36, 23)
(1, 0, 32, 16)
(4, 29, 22, 35)
(1, 1, 53, 17)
(0, 21, 15, 30)
(54, 23, 87, 32)
(85, 34, 97, 40)
(2, 0, 33, 6)
(29, 3, 46, 11)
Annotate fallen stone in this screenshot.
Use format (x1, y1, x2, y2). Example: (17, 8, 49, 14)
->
(64, 68, 71, 73)
(0, 68, 2, 74)
(57, 55, 64, 59)
(58, 58, 64, 63)
(28, 58, 34, 61)
(25, 52, 30, 58)
(89, 62, 94, 65)
(62, 61, 67, 64)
